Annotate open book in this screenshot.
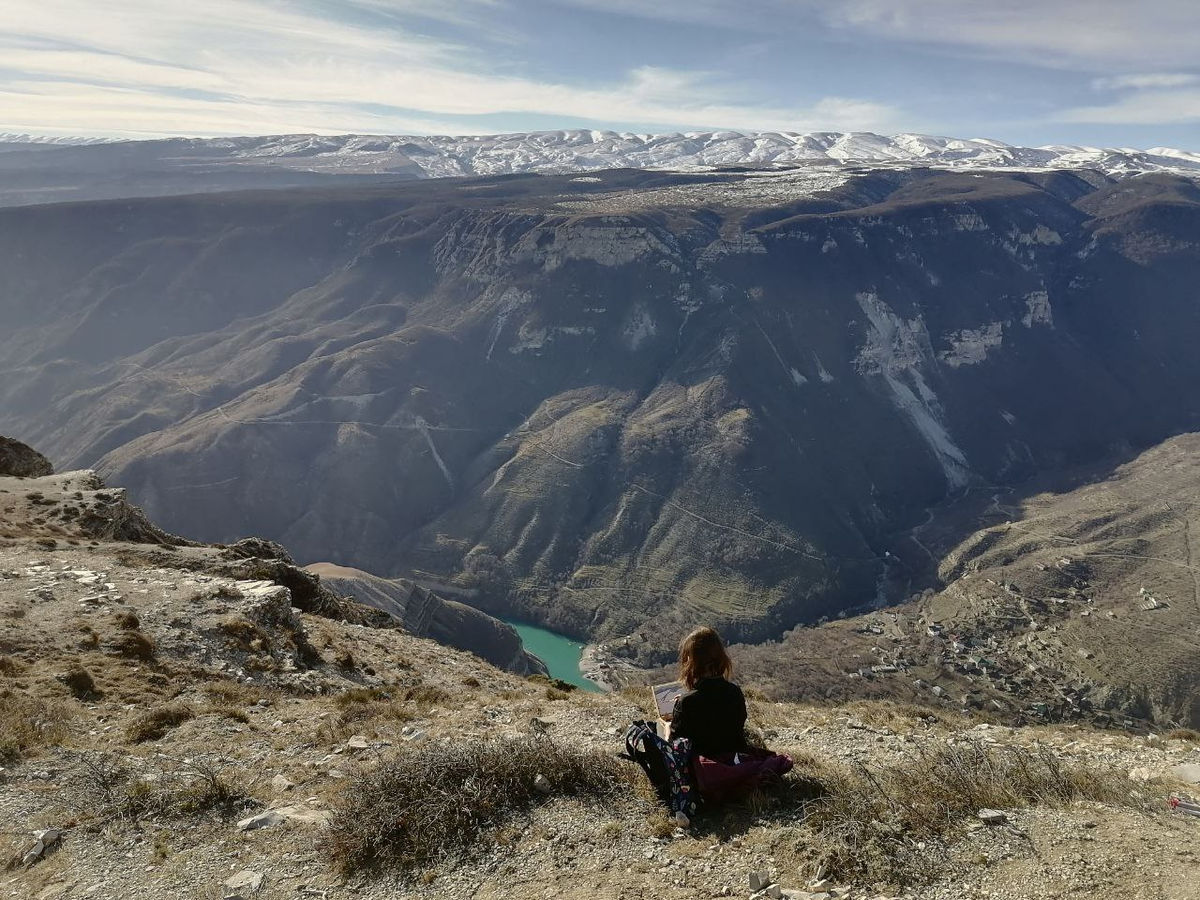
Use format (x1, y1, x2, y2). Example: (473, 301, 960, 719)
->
(651, 680, 684, 720)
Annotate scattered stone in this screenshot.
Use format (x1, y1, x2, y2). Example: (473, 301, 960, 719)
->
(272, 805, 332, 826)
(237, 810, 286, 831)
(765, 885, 784, 899)
(271, 774, 296, 793)
(533, 773, 553, 794)
(978, 808, 1007, 826)
(748, 871, 769, 892)
(20, 828, 61, 866)
(223, 869, 264, 898)
(345, 735, 370, 751)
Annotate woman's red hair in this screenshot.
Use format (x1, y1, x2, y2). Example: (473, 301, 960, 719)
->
(678, 625, 732, 690)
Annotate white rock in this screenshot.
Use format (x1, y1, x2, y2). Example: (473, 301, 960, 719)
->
(978, 808, 1007, 826)
(237, 810, 286, 831)
(345, 735, 370, 751)
(1172, 763, 1200, 784)
(223, 869, 264, 898)
(271, 774, 296, 793)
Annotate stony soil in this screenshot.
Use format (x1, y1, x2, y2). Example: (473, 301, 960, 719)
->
(2, 470, 1199, 900)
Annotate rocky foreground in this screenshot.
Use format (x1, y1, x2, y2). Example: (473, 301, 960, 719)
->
(2, 458, 1200, 900)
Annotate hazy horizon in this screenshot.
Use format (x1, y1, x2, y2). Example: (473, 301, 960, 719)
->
(3, 0, 1198, 150)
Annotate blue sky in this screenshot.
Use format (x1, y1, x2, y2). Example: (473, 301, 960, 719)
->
(2, 0, 1198, 148)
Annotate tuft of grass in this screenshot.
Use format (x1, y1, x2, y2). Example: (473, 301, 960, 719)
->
(326, 736, 634, 873)
(217, 616, 267, 650)
(0, 691, 73, 762)
(113, 612, 141, 630)
(109, 629, 155, 662)
(125, 703, 194, 743)
(0, 656, 24, 676)
(58, 667, 101, 700)
(1167, 728, 1200, 742)
(206, 705, 250, 724)
(203, 679, 272, 706)
(784, 741, 1145, 886)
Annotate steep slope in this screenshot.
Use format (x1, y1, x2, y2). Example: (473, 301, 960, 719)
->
(708, 432, 1200, 729)
(306, 562, 546, 675)
(2, 168, 1199, 659)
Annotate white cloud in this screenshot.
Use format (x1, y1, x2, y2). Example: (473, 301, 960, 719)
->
(816, 0, 1200, 70)
(0, 0, 901, 137)
(552, 0, 1200, 71)
(1062, 88, 1200, 125)
(1092, 73, 1200, 91)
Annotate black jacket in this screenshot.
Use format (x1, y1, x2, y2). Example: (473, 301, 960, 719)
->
(670, 676, 748, 757)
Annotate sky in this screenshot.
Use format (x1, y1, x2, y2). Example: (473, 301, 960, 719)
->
(2, 0, 1198, 149)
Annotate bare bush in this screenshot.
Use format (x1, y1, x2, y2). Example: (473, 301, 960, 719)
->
(66, 752, 251, 825)
(785, 741, 1145, 886)
(326, 736, 635, 873)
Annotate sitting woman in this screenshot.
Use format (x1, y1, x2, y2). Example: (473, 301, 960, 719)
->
(669, 625, 792, 805)
(668, 625, 748, 756)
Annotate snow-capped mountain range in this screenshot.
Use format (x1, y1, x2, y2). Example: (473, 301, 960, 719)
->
(3, 129, 1199, 177)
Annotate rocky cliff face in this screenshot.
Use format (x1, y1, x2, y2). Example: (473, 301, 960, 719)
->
(306, 563, 547, 675)
(1, 167, 1198, 659)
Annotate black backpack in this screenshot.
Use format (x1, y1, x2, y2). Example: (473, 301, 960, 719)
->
(619, 720, 700, 818)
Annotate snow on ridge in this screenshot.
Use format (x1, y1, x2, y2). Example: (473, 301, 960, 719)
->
(211, 130, 1198, 178)
(0, 133, 117, 146)
(2, 129, 1197, 178)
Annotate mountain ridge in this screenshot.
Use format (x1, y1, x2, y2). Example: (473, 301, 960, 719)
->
(0, 129, 1196, 208)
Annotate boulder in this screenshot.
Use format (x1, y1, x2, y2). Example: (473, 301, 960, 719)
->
(1171, 763, 1200, 784)
(0, 436, 52, 478)
(223, 869, 264, 899)
(978, 808, 1008, 826)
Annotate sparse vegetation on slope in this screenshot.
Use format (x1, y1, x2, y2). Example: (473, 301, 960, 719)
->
(326, 736, 635, 872)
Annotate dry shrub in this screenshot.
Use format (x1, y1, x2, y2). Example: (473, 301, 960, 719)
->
(0, 656, 24, 676)
(113, 612, 141, 630)
(326, 736, 635, 873)
(0, 691, 73, 761)
(125, 703, 194, 743)
(1167, 728, 1200, 742)
(787, 741, 1144, 886)
(67, 752, 251, 824)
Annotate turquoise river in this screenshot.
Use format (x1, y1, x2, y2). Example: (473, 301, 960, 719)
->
(502, 619, 601, 693)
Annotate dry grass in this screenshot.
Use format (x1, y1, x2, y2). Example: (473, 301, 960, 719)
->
(0, 691, 74, 761)
(57, 667, 100, 700)
(780, 741, 1146, 886)
(66, 752, 251, 825)
(217, 616, 268, 651)
(203, 679, 274, 706)
(1167, 728, 1200, 742)
(316, 685, 451, 743)
(108, 629, 155, 662)
(124, 703, 194, 743)
(326, 736, 636, 873)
